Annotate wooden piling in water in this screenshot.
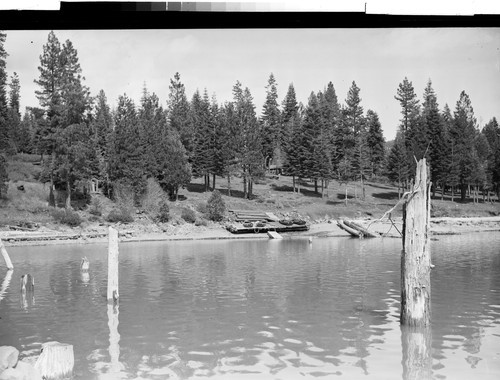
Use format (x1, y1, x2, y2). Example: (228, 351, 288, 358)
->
(20, 274, 34, 293)
(0, 238, 14, 270)
(401, 158, 431, 327)
(107, 227, 119, 303)
(80, 257, 89, 272)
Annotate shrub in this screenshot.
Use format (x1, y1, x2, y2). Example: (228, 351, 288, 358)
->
(88, 196, 103, 216)
(207, 190, 226, 221)
(195, 201, 208, 215)
(106, 208, 134, 224)
(195, 217, 209, 227)
(157, 199, 170, 223)
(141, 178, 166, 218)
(51, 208, 82, 227)
(181, 207, 196, 223)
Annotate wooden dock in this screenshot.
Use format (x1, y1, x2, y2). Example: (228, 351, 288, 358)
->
(226, 220, 309, 234)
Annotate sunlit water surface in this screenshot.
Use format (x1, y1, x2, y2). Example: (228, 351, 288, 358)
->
(0, 234, 499, 380)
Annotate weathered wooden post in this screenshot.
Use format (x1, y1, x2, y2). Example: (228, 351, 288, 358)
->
(34, 341, 74, 380)
(107, 227, 119, 303)
(401, 158, 431, 326)
(20, 274, 35, 309)
(0, 238, 14, 270)
(400, 158, 432, 378)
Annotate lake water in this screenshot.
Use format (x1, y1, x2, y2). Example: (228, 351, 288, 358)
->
(0, 234, 499, 380)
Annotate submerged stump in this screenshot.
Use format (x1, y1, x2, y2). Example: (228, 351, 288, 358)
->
(401, 158, 431, 327)
(34, 341, 74, 380)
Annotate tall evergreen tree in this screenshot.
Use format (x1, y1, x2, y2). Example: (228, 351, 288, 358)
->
(233, 81, 263, 199)
(167, 72, 192, 155)
(139, 87, 166, 179)
(281, 83, 303, 192)
(261, 73, 281, 167)
(365, 110, 385, 177)
(90, 89, 113, 192)
(387, 131, 409, 198)
(394, 77, 421, 179)
(219, 101, 240, 196)
(35, 31, 63, 206)
(109, 94, 145, 202)
(191, 89, 213, 190)
(6, 72, 21, 152)
(344, 82, 367, 198)
(422, 80, 448, 196)
(450, 91, 478, 201)
(0, 31, 10, 154)
(156, 127, 191, 201)
(482, 117, 500, 200)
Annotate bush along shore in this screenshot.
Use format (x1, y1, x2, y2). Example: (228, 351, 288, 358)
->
(1, 167, 499, 246)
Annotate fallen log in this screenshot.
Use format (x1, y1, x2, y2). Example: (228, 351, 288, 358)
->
(343, 220, 380, 238)
(337, 220, 362, 237)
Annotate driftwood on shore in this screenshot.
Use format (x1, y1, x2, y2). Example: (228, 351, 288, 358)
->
(0, 230, 134, 243)
(337, 220, 379, 238)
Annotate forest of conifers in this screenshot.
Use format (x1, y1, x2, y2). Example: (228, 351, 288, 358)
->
(0, 31, 499, 206)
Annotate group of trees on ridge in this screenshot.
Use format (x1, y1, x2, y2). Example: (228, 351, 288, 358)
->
(0, 31, 499, 208)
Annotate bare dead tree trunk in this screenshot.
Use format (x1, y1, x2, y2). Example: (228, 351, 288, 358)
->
(401, 158, 431, 327)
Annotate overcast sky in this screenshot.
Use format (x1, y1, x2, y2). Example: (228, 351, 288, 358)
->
(3, 28, 500, 140)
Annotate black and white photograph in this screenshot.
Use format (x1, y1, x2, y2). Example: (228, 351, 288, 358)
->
(0, 3, 500, 380)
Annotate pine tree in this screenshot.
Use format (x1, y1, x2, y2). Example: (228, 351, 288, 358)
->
(365, 110, 385, 177)
(482, 117, 500, 201)
(109, 94, 145, 202)
(450, 91, 477, 201)
(395, 77, 421, 178)
(0, 31, 10, 154)
(387, 131, 409, 198)
(422, 80, 448, 196)
(281, 83, 302, 192)
(191, 89, 213, 190)
(139, 87, 166, 179)
(261, 73, 281, 168)
(90, 89, 113, 193)
(344, 82, 367, 198)
(4, 73, 21, 151)
(219, 101, 240, 196)
(156, 127, 191, 200)
(167, 72, 192, 155)
(232, 81, 263, 199)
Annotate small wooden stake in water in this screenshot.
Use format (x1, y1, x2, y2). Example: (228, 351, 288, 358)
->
(107, 227, 119, 303)
(34, 341, 74, 380)
(401, 158, 431, 327)
(0, 238, 14, 270)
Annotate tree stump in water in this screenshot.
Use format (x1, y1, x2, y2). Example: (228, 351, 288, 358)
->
(0, 238, 13, 270)
(34, 341, 74, 380)
(20, 274, 34, 293)
(107, 227, 119, 303)
(401, 158, 431, 327)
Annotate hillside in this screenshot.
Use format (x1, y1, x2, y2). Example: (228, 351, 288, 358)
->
(1, 154, 499, 235)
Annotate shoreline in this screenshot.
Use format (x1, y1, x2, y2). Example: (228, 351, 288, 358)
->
(1, 216, 499, 247)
